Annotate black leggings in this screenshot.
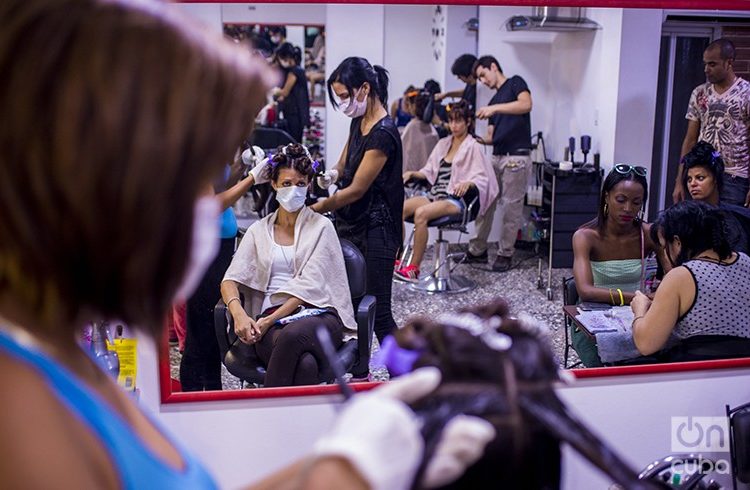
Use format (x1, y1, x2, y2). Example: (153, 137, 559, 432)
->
(254, 311, 344, 387)
(179, 237, 235, 391)
(364, 224, 400, 342)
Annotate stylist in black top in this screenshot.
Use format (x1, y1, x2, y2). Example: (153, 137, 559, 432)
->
(273, 42, 309, 144)
(312, 57, 403, 342)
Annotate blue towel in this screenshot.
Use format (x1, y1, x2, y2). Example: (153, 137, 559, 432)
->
(595, 331, 641, 363)
(596, 331, 680, 363)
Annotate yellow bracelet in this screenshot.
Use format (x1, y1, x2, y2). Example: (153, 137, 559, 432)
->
(617, 288, 624, 307)
(609, 288, 615, 305)
(225, 296, 240, 308)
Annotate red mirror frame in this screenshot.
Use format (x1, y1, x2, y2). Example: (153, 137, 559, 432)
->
(162, 0, 750, 403)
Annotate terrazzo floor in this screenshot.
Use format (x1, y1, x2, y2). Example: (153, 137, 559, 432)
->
(169, 242, 579, 391)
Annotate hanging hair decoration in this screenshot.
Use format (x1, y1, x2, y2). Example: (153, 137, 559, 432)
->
(711, 150, 722, 166)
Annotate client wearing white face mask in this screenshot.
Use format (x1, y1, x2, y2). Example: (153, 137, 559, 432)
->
(221, 143, 357, 387)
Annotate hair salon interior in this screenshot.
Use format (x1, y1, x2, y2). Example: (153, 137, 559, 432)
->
(8, 0, 750, 489)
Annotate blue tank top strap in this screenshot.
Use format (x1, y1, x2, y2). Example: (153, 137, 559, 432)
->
(0, 329, 217, 490)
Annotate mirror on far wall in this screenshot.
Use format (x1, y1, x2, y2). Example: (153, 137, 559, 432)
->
(163, 0, 750, 403)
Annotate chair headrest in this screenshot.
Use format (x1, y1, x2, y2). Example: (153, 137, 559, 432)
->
(340, 239, 367, 299)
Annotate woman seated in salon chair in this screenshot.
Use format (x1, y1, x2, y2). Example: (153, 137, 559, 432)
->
(571, 165, 658, 367)
(395, 101, 498, 282)
(631, 200, 750, 362)
(220, 144, 357, 387)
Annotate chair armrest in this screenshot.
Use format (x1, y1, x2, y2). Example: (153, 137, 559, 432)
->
(461, 194, 480, 227)
(352, 294, 376, 377)
(213, 300, 231, 358)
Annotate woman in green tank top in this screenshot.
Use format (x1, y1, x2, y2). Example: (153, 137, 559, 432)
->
(571, 165, 657, 366)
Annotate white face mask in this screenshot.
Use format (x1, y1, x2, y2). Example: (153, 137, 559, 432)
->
(279, 60, 291, 68)
(276, 185, 308, 212)
(341, 87, 368, 118)
(174, 197, 221, 302)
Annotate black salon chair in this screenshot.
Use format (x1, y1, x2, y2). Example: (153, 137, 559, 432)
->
(727, 401, 750, 488)
(213, 238, 375, 386)
(562, 276, 583, 369)
(399, 190, 480, 294)
(249, 126, 297, 149)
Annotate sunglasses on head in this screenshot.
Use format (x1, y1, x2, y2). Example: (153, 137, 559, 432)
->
(613, 164, 647, 177)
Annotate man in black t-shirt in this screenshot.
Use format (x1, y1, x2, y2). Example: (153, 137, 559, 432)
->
(435, 54, 477, 112)
(467, 55, 532, 272)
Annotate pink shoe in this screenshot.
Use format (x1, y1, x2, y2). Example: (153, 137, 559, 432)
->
(394, 264, 420, 282)
(394, 259, 402, 270)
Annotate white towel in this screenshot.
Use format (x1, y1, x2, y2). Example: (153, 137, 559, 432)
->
(223, 206, 357, 340)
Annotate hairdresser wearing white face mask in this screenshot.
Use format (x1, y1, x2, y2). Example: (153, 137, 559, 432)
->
(312, 57, 404, 344)
(221, 143, 357, 387)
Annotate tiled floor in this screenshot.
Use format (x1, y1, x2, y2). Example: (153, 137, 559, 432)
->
(170, 243, 578, 391)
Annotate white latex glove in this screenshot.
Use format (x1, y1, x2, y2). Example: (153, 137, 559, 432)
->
(316, 169, 339, 189)
(421, 415, 496, 488)
(313, 367, 441, 490)
(249, 157, 271, 185)
(241, 146, 265, 167)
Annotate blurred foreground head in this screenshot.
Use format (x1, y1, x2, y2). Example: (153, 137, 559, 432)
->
(386, 298, 663, 490)
(0, 0, 273, 335)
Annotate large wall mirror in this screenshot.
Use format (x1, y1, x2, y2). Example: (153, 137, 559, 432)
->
(163, 0, 750, 403)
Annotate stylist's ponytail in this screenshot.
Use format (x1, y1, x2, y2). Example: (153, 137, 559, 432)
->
(373, 65, 390, 107)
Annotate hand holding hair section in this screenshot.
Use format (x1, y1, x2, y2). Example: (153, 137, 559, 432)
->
(249, 157, 272, 185)
(241, 145, 266, 167)
(316, 169, 339, 189)
(312, 367, 441, 490)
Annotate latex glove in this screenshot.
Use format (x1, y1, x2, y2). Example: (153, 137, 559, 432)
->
(313, 367, 441, 490)
(241, 146, 265, 167)
(316, 169, 339, 189)
(249, 157, 271, 185)
(421, 415, 496, 488)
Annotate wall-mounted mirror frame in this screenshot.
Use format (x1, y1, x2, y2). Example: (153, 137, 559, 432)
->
(162, 0, 750, 404)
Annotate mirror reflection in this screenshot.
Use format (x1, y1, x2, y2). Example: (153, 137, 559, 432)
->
(167, 3, 750, 393)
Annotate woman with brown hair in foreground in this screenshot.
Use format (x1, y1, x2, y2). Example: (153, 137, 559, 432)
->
(0, 1, 489, 488)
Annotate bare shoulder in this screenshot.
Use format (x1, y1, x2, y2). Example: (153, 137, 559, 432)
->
(0, 352, 118, 488)
(657, 265, 694, 297)
(572, 227, 598, 249)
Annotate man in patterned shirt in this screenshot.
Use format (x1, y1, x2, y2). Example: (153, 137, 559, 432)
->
(673, 38, 750, 207)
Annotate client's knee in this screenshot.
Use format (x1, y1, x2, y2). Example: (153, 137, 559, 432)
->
(413, 207, 430, 226)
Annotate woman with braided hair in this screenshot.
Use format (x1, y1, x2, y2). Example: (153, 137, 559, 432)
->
(632, 200, 750, 361)
(377, 298, 664, 489)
